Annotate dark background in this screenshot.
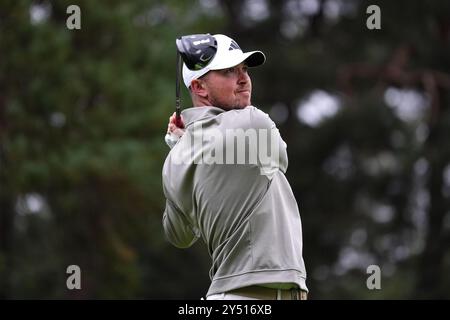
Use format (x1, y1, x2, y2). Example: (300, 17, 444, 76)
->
(1, 0, 449, 299)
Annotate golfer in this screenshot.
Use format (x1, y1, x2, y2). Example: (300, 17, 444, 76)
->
(162, 34, 308, 300)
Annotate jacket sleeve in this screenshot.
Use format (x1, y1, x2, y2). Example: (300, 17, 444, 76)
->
(162, 199, 199, 248)
(249, 107, 288, 177)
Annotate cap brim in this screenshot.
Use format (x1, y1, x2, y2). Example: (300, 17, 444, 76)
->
(210, 50, 266, 70)
(243, 50, 266, 67)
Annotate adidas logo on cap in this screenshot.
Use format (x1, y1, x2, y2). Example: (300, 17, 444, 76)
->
(229, 40, 241, 51)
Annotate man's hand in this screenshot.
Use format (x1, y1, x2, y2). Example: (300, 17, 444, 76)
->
(168, 112, 185, 136)
(165, 112, 185, 148)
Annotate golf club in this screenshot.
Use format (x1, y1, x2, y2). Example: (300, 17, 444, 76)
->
(175, 34, 217, 128)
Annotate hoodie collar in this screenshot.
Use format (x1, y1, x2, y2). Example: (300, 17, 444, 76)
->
(181, 106, 226, 128)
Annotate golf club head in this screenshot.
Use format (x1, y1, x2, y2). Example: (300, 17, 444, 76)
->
(175, 34, 217, 70)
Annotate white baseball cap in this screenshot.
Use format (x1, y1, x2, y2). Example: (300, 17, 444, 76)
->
(182, 34, 266, 88)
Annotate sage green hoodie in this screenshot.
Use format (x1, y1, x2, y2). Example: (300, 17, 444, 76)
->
(162, 106, 307, 297)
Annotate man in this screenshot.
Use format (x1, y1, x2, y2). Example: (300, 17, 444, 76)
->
(162, 34, 308, 300)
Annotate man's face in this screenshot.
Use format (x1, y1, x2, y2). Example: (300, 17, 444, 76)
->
(202, 63, 252, 110)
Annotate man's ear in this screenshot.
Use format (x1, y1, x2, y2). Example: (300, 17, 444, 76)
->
(190, 79, 208, 98)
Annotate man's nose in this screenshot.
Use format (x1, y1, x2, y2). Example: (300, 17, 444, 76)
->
(237, 69, 249, 84)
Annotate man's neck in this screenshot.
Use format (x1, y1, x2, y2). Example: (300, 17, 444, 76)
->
(192, 95, 212, 107)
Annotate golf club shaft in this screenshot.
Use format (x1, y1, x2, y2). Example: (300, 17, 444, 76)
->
(175, 51, 183, 127)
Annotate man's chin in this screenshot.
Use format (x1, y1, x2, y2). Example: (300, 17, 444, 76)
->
(235, 100, 251, 109)
(217, 100, 251, 110)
